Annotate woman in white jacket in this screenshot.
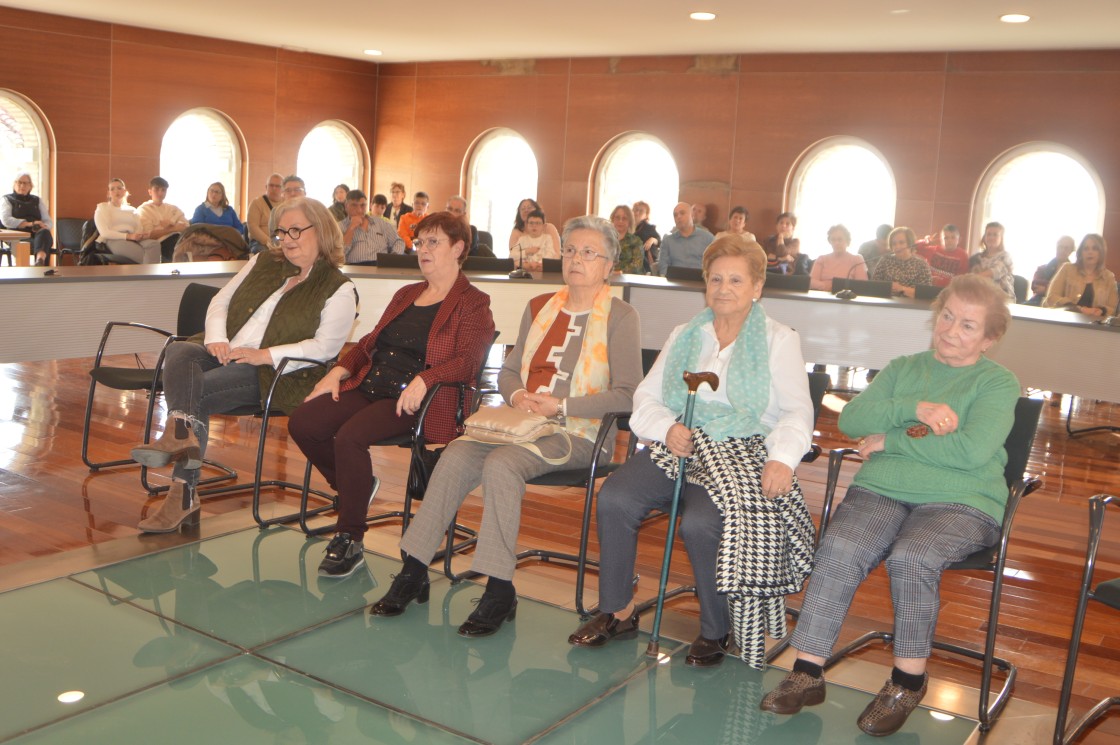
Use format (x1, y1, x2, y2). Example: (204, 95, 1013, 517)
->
(93, 178, 162, 263)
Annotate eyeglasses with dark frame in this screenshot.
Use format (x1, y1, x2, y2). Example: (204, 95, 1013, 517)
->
(271, 225, 315, 245)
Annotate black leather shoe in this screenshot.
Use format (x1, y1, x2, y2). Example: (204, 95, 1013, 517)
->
(567, 611, 640, 647)
(369, 571, 430, 617)
(685, 633, 730, 667)
(457, 590, 517, 637)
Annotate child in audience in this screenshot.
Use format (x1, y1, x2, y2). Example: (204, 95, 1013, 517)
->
(513, 209, 556, 270)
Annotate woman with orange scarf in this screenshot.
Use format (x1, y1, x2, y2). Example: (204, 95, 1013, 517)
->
(371, 215, 642, 638)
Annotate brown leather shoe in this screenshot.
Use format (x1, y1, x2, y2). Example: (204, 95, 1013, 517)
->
(760, 670, 827, 714)
(856, 675, 927, 737)
(138, 482, 200, 533)
(685, 633, 730, 667)
(567, 611, 640, 647)
(131, 418, 201, 470)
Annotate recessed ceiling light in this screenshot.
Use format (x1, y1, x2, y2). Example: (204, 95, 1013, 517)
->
(57, 691, 85, 704)
(890, 9, 910, 14)
(363, 49, 383, 56)
(1000, 13, 1030, 23)
(690, 12, 716, 21)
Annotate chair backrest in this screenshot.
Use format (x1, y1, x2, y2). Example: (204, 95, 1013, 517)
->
(831, 277, 893, 298)
(540, 258, 562, 274)
(463, 256, 515, 272)
(913, 284, 943, 301)
(764, 273, 811, 292)
(807, 371, 830, 427)
(665, 266, 703, 282)
(477, 230, 494, 250)
(375, 252, 419, 269)
(177, 283, 221, 337)
(56, 218, 85, 250)
(1004, 397, 1043, 488)
(1012, 274, 1029, 304)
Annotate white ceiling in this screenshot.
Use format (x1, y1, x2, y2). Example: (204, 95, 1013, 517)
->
(6, 0, 1119, 63)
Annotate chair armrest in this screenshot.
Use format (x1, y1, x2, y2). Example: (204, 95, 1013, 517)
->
(262, 357, 333, 413)
(92, 320, 174, 370)
(820, 447, 862, 539)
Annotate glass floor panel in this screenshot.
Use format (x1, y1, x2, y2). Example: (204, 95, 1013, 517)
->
(0, 527, 980, 744)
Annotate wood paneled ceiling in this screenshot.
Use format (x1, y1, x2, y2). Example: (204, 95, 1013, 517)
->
(4, 0, 1119, 63)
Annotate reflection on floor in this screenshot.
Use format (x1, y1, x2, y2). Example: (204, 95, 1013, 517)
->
(1, 528, 979, 744)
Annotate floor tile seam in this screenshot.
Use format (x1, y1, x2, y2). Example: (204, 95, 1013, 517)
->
(523, 646, 688, 744)
(62, 574, 254, 654)
(0, 652, 244, 744)
(245, 604, 373, 653)
(246, 652, 491, 745)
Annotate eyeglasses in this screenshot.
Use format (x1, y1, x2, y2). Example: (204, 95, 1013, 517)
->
(283, 186, 306, 196)
(415, 237, 446, 250)
(271, 225, 314, 244)
(560, 246, 609, 262)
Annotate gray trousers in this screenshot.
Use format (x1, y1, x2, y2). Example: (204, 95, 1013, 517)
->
(790, 486, 1000, 659)
(162, 341, 262, 486)
(399, 433, 595, 581)
(596, 448, 730, 640)
(106, 238, 162, 264)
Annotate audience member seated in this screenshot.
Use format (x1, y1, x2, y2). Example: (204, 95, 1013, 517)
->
(341, 189, 404, 265)
(93, 178, 161, 264)
(969, 221, 1015, 301)
(397, 191, 430, 251)
(508, 197, 562, 255)
(809, 224, 867, 290)
(282, 175, 306, 201)
(761, 274, 1018, 737)
(446, 195, 488, 256)
(1042, 233, 1118, 317)
(691, 202, 709, 233)
(569, 237, 813, 669)
(715, 205, 756, 244)
(915, 224, 969, 287)
(129, 197, 357, 532)
(190, 182, 245, 234)
(388, 182, 412, 226)
(872, 226, 932, 298)
(764, 212, 807, 275)
(632, 200, 660, 274)
(611, 204, 644, 274)
(136, 176, 189, 262)
(371, 194, 392, 223)
(659, 202, 715, 276)
(1, 172, 53, 266)
(1027, 235, 1075, 305)
(512, 208, 558, 271)
(858, 223, 893, 277)
(329, 184, 349, 222)
(369, 216, 641, 638)
(247, 174, 284, 254)
(288, 211, 495, 578)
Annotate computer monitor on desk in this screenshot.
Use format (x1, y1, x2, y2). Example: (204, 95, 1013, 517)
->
(463, 256, 515, 272)
(764, 273, 811, 292)
(375, 253, 418, 269)
(831, 277, 893, 298)
(665, 266, 703, 282)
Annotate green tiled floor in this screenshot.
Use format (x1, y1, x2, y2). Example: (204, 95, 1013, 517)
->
(0, 528, 980, 744)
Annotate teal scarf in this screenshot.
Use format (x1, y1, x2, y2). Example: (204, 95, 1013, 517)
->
(661, 304, 771, 442)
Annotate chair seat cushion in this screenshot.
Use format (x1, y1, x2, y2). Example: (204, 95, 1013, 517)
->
(528, 463, 618, 487)
(948, 546, 998, 572)
(89, 367, 162, 391)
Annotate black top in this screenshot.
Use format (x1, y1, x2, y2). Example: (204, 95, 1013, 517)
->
(359, 301, 442, 400)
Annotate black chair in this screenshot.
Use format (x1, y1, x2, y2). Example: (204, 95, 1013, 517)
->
(477, 230, 494, 251)
(81, 282, 236, 493)
(1013, 274, 1029, 303)
(665, 266, 703, 282)
(812, 396, 1043, 733)
(78, 219, 138, 265)
(1054, 494, 1120, 745)
(55, 217, 85, 264)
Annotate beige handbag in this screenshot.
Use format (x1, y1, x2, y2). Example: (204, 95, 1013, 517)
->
(461, 405, 572, 465)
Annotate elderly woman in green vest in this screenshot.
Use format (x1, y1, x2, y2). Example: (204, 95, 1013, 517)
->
(130, 197, 357, 533)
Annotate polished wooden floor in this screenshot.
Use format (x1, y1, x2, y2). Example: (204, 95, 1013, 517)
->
(2, 355, 1120, 741)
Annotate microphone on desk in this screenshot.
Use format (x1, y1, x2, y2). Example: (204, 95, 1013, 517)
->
(508, 243, 531, 279)
(833, 260, 869, 300)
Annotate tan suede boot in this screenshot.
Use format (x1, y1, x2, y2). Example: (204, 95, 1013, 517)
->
(138, 482, 200, 533)
(131, 416, 201, 469)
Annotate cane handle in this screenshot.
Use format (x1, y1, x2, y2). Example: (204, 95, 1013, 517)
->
(683, 370, 719, 393)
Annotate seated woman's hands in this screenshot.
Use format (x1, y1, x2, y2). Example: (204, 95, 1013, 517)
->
(206, 342, 231, 364)
(856, 433, 886, 458)
(227, 347, 272, 366)
(761, 460, 794, 499)
(396, 376, 428, 417)
(665, 423, 694, 458)
(916, 401, 958, 435)
(512, 390, 563, 417)
(304, 367, 347, 402)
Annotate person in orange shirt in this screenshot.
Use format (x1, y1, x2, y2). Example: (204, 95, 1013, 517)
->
(398, 192, 430, 250)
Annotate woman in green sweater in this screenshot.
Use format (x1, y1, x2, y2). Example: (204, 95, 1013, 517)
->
(760, 273, 1020, 737)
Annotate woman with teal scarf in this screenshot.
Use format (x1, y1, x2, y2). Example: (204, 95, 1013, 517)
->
(568, 236, 814, 668)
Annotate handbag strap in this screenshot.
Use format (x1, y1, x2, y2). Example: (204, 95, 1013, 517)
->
(513, 430, 573, 466)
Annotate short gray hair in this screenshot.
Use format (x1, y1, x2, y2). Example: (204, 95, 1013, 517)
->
(447, 195, 467, 210)
(561, 215, 620, 266)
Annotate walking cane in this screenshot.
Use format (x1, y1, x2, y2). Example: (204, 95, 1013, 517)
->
(646, 370, 719, 658)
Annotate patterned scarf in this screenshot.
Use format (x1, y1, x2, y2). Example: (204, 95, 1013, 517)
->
(519, 283, 612, 441)
(660, 304, 770, 441)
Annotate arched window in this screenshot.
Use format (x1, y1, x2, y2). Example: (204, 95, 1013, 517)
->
(0, 90, 52, 205)
(297, 121, 368, 205)
(160, 109, 244, 214)
(593, 133, 679, 239)
(974, 143, 1104, 273)
(465, 128, 538, 242)
(789, 137, 896, 259)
